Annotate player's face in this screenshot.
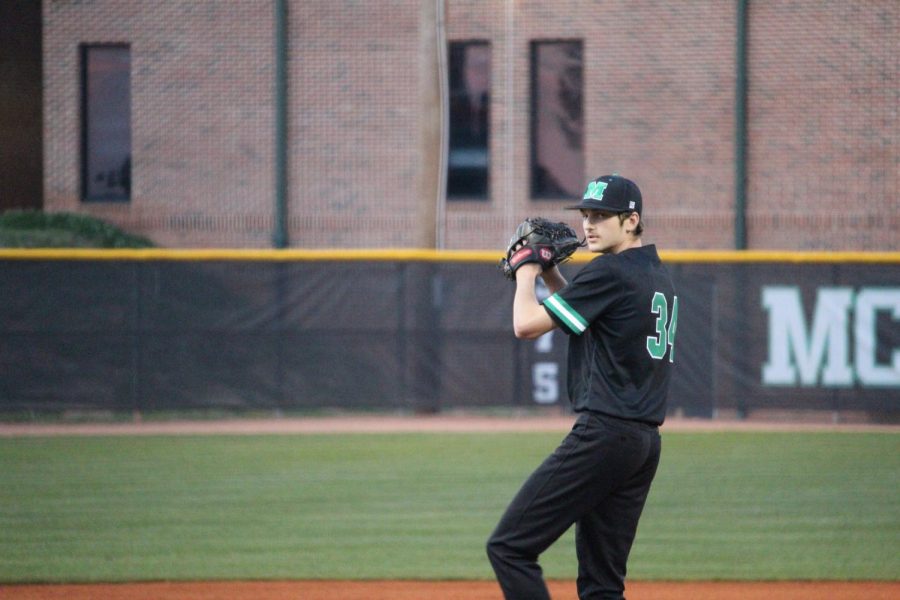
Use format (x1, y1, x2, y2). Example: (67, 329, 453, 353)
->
(580, 209, 629, 254)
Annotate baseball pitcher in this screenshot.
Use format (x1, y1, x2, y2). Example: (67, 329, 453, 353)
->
(489, 175, 678, 600)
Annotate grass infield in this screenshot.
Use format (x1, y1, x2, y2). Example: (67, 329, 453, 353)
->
(1, 431, 897, 583)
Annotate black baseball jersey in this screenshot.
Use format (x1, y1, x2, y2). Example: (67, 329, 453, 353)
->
(541, 245, 677, 425)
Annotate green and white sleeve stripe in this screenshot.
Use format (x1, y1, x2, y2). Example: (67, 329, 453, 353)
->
(544, 293, 589, 335)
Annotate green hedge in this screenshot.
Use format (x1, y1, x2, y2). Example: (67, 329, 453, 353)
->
(0, 210, 154, 248)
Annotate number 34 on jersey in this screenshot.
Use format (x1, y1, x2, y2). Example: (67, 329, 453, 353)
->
(647, 292, 678, 362)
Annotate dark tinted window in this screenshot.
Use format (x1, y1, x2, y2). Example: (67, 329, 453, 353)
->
(530, 40, 583, 199)
(447, 41, 490, 200)
(81, 45, 131, 202)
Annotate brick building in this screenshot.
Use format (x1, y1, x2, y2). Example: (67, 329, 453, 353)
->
(39, 1, 899, 250)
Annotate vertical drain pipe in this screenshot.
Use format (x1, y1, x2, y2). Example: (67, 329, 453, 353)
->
(734, 0, 748, 250)
(418, 0, 442, 249)
(273, 0, 289, 248)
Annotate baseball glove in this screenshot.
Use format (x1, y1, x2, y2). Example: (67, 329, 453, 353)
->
(499, 217, 584, 280)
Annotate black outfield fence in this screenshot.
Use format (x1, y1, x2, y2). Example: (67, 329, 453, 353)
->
(1, 249, 898, 421)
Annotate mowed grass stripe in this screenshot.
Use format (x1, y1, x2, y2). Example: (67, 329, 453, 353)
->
(0, 432, 897, 582)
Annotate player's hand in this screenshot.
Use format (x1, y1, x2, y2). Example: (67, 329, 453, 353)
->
(498, 217, 584, 281)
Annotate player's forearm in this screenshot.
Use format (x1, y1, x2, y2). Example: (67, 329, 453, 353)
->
(513, 266, 556, 339)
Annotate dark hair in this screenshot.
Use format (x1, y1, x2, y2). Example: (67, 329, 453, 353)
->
(618, 212, 644, 237)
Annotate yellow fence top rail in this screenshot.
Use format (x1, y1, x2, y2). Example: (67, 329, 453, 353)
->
(1, 248, 899, 263)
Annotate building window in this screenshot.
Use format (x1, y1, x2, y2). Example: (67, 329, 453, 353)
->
(447, 41, 490, 200)
(530, 40, 583, 200)
(81, 44, 131, 202)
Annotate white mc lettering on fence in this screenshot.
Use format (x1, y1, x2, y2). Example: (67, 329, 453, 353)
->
(761, 286, 900, 387)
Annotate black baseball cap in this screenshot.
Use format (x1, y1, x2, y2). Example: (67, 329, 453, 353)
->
(567, 175, 642, 215)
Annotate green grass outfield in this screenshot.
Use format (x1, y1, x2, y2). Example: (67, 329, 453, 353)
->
(1, 430, 897, 583)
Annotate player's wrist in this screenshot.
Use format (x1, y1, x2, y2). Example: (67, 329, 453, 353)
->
(515, 263, 542, 280)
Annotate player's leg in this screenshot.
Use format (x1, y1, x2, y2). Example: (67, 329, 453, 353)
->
(487, 414, 599, 600)
(574, 427, 661, 600)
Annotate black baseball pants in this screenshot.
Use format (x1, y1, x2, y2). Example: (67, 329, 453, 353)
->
(486, 411, 661, 600)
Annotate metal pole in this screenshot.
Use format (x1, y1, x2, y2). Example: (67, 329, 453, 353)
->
(273, 0, 289, 248)
(734, 0, 748, 250)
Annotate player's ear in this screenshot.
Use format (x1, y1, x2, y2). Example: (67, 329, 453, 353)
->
(624, 212, 639, 234)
